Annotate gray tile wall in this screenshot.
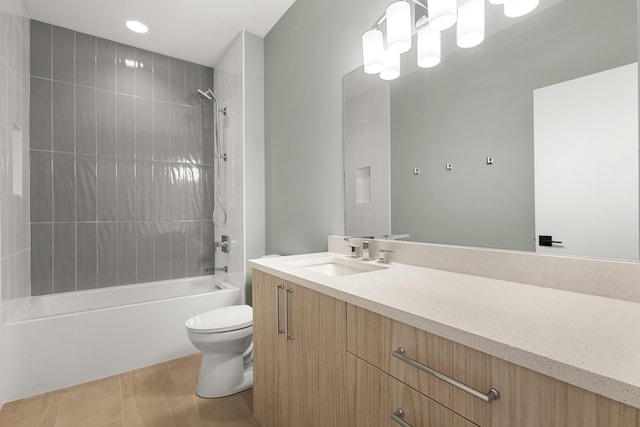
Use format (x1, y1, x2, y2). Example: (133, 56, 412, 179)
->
(29, 20, 217, 296)
(0, 0, 31, 301)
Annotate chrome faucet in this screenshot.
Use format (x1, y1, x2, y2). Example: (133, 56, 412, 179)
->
(344, 236, 374, 260)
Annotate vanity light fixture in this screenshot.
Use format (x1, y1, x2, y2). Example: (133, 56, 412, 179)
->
(362, 0, 539, 80)
(125, 20, 148, 34)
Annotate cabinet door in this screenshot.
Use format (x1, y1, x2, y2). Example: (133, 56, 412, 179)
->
(348, 353, 478, 427)
(252, 271, 348, 427)
(252, 270, 282, 427)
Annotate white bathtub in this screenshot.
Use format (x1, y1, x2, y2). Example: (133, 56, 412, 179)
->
(2, 276, 241, 402)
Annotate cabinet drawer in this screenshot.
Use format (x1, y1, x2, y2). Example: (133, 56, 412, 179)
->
(347, 305, 493, 426)
(348, 353, 479, 427)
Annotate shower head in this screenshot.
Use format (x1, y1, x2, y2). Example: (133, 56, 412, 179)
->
(197, 89, 213, 101)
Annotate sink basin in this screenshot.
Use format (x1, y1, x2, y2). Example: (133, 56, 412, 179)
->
(288, 257, 387, 277)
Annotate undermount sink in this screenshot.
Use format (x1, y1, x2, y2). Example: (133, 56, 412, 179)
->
(288, 257, 387, 277)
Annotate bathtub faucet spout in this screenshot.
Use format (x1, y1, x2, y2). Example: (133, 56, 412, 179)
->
(204, 266, 228, 274)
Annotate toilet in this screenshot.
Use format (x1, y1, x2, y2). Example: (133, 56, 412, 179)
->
(185, 304, 253, 398)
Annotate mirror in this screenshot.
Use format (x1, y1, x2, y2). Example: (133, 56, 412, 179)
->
(344, 0, 640, 261)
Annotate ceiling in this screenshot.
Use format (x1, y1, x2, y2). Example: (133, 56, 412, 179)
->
(23, 0, 297, 67)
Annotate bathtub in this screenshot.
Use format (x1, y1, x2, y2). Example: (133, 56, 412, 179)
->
(2, 276, 241, 402)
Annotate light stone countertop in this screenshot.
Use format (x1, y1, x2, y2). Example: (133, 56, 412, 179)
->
(249, 252, 640, 410)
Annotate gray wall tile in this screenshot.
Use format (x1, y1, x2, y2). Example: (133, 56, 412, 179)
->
(202, 220, 214, 274)
(54, 222, 76, 293)
(116, 94, 135, 158)
(184, 164, 202, 220)
(153, 221, 171, 280)
(31, 223, 53, 295)
(152, 162, 171, 220)
(170, 221, 186, 279)
(117, 222, 136, 285)
(186, 221, 202, 277)
(170, 104, 185, 162)
(30, 150, 52, 222)
(75, 32, 96, 87)
(97, 156, 117, 220)
(30, 20, 52, 79)
(152, 54, 170, 102)
(136, 221, 154, 283)
(30, 77, 52, 150)
(52, 26, 74, 84)
(135, 97, 152, 159)
(117, 158, 135, 221)
(97, 90, 116, 156)
(152, 101, 170, 161)
(201, 109, 214, 165)
(76, 154, 96, 221)
(52, 81, 75, 152)
(116, 44, 135, 95)
(170, 164, 185, 220)
(98, 222, 117, 287)
(199, 66, 213, 110)
(135, 160, 153, 220)
(185, 106, 201, 164)
(75, 85, 96, 154)
(134, 49, 152, 98)
(52, 152, 75, 222)
(185, 62, 200, 107)
(201, 165, 214, 220)
(77, 222, 97, 290)
(96, 38, 116, 91)
(169, 58, 185, 105)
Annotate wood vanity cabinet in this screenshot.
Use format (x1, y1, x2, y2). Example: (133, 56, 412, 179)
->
(252, 270, 348, 427)
(347, 304, 640, 427)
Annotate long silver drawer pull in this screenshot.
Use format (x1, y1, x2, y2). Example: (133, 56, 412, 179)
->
(275, 284, 284, 334)
(391, 408, 412, 427)
(284, 288, 294, 340)
(392, 347, 500, 403)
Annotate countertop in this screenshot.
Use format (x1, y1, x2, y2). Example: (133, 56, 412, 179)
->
(249, 252, 640, 409)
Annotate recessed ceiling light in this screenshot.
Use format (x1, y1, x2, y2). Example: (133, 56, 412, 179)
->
(125, 20, 148, 34)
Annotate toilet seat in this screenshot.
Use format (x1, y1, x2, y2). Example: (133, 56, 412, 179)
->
(186, 305, 253, 334)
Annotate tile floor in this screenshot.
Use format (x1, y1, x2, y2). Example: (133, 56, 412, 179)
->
(0, 353, 259, 427)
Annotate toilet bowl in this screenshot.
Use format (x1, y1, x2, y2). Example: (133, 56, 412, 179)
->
(185, 304, 253, 398)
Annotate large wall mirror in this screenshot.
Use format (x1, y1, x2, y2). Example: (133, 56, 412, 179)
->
(344, 0, 640, 262)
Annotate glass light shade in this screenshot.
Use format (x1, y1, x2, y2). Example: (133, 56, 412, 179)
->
(504, 0, 539, 17)
(362, 29, 385, 74)
(457, 0, 485, 48)
(428, 0, 458, 32)
(386, 1, 412, 54)
(125, 20, 148, 34)
(379, 51, 401, 80)
(417, 27, 441, 68)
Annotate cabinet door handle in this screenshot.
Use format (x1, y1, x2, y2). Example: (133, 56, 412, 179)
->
(391, 408, 412, 427)
(392, 347, 500, 403)
(275, 284, 285, 334)
(284, 288, 294, 340)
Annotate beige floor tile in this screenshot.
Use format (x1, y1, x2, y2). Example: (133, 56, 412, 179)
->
(0, 404, 59, 427)
(0, 390, 62, 418)
(55, 376, 122, 427)
(120, 363, 177, 400)
(237, 389, 253, 412)
(192, 396, 259, 427)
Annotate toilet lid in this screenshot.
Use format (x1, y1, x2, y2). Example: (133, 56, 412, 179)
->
(185, 305, 253, 333)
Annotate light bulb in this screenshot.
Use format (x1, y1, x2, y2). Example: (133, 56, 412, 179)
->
(125, 20, 148, 34)
(380, 51, 401, 80)
(417, 27, 441, 68)
(362, 29, 385, 74)
(386, 1, 412, 54)
(504, 0, 539, 17)
(428, 0, 458, 32)
(457, 0, 485, 48)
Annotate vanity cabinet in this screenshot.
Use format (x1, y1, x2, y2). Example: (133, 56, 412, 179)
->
(347, 304, 640, 427)
(252, 270, 348, 427)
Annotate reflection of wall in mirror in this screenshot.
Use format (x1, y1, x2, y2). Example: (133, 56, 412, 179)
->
(386, 0, 637, 253)
(534, 63, 639, 262)
(344, 84, 390, 238)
